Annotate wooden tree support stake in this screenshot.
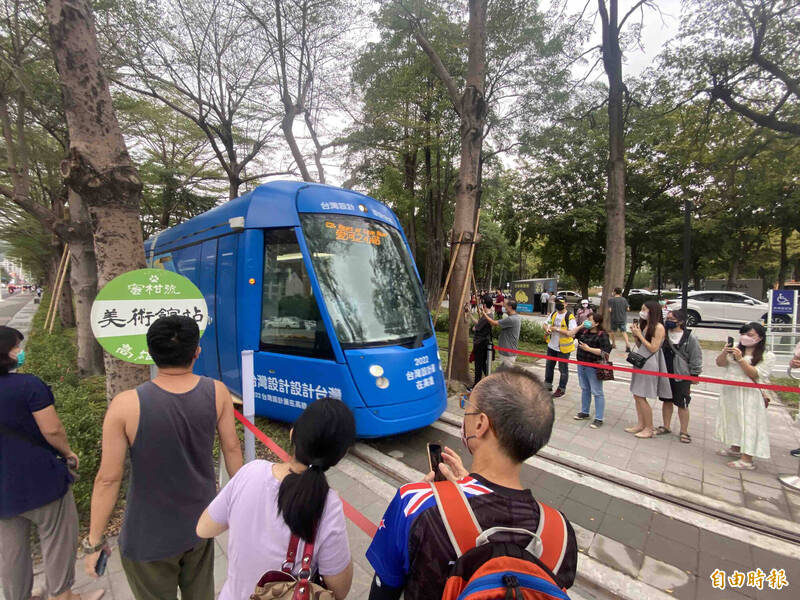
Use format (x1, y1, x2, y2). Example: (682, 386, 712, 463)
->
(447, 209, 481, 381)
(45, 244, 69, 332)
(47, 244, 70, 334)
(434, 231, 464, 321)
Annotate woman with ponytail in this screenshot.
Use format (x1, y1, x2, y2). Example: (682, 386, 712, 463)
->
(197, 398, 356, 599)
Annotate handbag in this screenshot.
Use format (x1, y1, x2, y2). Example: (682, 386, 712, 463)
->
(596, 351, 615, 381)
(626, 350, 648, 369)
(251, 533, 334, 600)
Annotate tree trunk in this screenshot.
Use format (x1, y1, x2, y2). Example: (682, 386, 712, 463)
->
(402, 148, 418, 258)
(282, 108, 313, 182)
(58, 266, 75, 328)
(46, 0, 148, 398)
(727, 257, 740, 287)
(68, 190, 104, 376)
(623, 243, 639, 295)
(778, 226, 789, 288)
(423, 138, 445, 309)
(598, 0, 627, 324)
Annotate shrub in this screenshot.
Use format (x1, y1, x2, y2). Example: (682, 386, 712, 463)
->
(431, 311, 546, 345)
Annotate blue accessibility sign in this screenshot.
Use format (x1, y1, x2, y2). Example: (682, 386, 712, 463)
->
(772, 290, 796, 315)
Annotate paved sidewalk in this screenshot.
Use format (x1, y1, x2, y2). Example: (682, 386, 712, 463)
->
(515, 347, 800, 525)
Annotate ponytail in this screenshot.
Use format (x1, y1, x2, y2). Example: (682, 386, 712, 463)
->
(276, 398, 356, 541)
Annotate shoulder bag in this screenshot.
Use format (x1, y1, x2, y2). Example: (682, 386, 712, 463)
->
(596, 350, 615, 381)
(251, 532, 334, 600)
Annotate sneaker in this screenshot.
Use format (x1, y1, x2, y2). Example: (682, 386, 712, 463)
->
(590, 419, 603, 429)
(465, 385, 474, 393)
(791, 448, 800, 457)
(553, 389, 565, 398)
(573, 412, 590, 420)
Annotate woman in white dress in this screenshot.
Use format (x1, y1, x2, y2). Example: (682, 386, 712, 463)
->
(715, 322, 775, 470)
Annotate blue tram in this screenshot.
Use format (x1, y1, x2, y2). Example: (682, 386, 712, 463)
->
(144, 181, 446, 437)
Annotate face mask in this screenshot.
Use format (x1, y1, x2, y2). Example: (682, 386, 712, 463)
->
(740, 334, 761, 347)
(13, 350, 25, 368)
(460, 419, 477, 455)
(639, 309, 649, 320)
(664, 320, 678, 329)
(581, 303, 588, 309)
(555, 303, 565, 311)
(583, 320, 593, 329)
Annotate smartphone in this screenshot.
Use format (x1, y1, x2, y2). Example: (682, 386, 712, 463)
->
(727, 336, 735, 347)
(427, 442, 446, 482)
(632, 318, 639, 326)
(95, 548, 110, 576)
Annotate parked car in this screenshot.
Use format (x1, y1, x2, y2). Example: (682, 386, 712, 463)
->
(664, 291, 783, 327)
(628, 288, 654, 296)
(557, 290, 597, 312)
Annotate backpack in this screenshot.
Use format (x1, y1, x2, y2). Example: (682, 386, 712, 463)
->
(432, 480, 571, 600)
(250, 532, 334, 600)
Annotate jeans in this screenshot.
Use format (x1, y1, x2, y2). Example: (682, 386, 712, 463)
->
(544, 347, 570, 390)
(577, 364, 605, 420)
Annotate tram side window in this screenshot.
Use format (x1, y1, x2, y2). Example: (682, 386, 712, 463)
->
(261, 229, 333, 359)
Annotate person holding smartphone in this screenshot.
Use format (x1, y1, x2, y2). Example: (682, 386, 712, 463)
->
(714, 322, 775, 470)
(464, 295, 494, 389)
(627, 300, 671, 438)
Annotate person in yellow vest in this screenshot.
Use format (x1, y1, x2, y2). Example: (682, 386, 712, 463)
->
(544, 298, 579, 397)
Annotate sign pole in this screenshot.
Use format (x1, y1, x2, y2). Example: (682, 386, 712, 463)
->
(241, 350, 255, 464)
(768, 290, 774, 354)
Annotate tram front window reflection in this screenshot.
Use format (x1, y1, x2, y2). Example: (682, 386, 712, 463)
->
(300, 214, 432, 348)
(261, 229, 332, 358)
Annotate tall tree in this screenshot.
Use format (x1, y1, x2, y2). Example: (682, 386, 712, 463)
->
(596, 0, 655, 320)
(45, 0, 149, 395)
(673, 0, 800, 136)
(399, 0, 488, 382)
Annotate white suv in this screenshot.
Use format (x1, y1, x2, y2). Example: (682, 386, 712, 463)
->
(666, 291, 775, 327)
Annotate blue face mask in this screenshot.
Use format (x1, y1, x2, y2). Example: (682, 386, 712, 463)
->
(664, 320, 678, 329)
(14, 350, 25, 368)
(583, 320, 593, 329)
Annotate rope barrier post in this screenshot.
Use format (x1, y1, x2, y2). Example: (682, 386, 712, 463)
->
(241, 350, 256, 463)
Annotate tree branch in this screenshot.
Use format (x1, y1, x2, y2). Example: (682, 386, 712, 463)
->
(710, 85, 800, 136)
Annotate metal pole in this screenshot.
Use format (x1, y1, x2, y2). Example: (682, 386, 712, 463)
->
(241, 350, 255, 463)
(681, 199, 691, 311)
(768, 290, 774, 354)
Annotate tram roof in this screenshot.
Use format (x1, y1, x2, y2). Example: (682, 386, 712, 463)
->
(145, 180, 399, 256)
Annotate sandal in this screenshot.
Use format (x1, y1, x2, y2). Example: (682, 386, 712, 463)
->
(716, 448, 741, 457)
(679, 432, 691, 443)
(635, 428, 654, 439)
(655, 426, 671, 435)
(727, 459, 755, 471)
(624, 425, 644, 434)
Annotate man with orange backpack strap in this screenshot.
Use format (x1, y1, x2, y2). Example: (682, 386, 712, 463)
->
(366, 368, 577, 600)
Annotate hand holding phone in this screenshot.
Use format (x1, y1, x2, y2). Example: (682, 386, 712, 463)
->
(427, 442, 446, 482)
(95, 548, 110, 576)
(632, 318, 639, 326)
(727, 336, 735, 348)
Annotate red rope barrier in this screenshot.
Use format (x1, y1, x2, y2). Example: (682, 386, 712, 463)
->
(493, 346, 800, 394)
(233, 409, 378, 538)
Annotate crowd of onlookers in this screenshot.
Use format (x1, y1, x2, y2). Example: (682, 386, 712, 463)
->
(2, 300, 799, 600)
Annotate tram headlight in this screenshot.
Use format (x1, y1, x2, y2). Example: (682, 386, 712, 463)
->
(369, 364, 384, 377)
(375, 376, 390, 389)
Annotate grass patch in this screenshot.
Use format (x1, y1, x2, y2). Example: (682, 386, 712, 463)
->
(773, 377, 799, 417)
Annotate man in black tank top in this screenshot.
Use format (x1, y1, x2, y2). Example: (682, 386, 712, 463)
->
(82, 316, 243, 599)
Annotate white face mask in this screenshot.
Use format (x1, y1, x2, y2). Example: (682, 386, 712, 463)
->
(639, 309, 649, 320)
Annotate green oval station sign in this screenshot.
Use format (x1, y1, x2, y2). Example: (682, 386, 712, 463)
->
(90, 269, 208, 364)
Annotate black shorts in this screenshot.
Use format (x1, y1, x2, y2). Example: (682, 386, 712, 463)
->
(659, 380, 691, 409)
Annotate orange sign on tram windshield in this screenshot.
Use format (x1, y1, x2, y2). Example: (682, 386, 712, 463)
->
(325, 221, 388, 246)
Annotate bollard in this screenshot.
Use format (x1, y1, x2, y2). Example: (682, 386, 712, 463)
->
(241, 350, 256, 463)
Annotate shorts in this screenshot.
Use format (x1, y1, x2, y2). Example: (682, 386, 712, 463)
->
(610, 321, 627, 332)
(659, 380, 691, 408)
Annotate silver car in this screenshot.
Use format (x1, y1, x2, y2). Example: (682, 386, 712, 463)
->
(667, 291, 778, 327)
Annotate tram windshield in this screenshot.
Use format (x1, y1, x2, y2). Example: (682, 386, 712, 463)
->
(300, 213, 433, 348)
